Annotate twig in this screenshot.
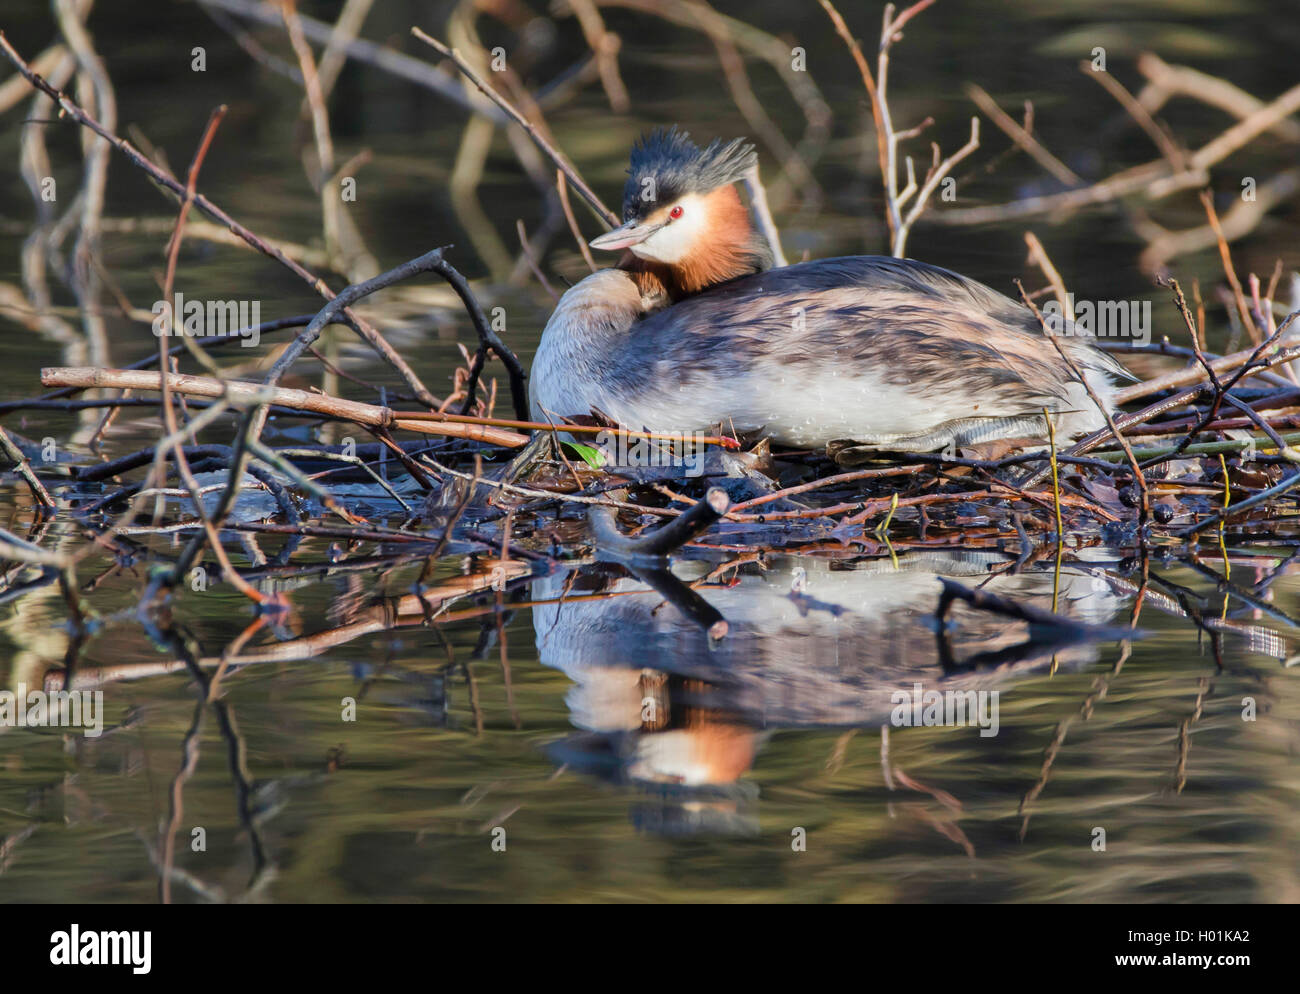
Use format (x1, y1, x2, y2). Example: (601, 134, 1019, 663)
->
(1200, 188, 1257, 342)
(819, 1, 973, 256)
(40, 367, 530, 447)
(895, 117, 979, 256)
(965, 83, 1079, 186)
(1024, 232, 1073, 320)
(259, 246, 529, 424)
(1114, 313, 1300, 404)
(555, 171, 597, 273)
(410, 27, 618, 227)
(0, 425, 54, 509)
(515, 219, 560, 301)
(151, 103, 273, 604)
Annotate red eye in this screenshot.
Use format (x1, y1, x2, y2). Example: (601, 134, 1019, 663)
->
(669, 205, 683, 219)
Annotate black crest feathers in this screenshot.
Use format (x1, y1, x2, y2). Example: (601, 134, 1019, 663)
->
(622, 127, 757, 221)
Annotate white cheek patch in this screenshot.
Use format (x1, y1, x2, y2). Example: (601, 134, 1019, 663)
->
(631, 194, 708, 263)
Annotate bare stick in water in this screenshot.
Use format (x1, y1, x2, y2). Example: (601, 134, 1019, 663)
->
(589, 487, 731, 558)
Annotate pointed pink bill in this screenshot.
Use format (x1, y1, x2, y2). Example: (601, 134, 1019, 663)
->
(589, 220, 661, 251)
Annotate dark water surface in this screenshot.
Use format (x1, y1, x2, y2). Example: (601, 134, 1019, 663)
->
(0, 0, 1298, 902)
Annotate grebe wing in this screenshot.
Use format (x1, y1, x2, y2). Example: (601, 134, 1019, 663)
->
(601, 257, 1124, 446)
(649, 255, 1136, 382)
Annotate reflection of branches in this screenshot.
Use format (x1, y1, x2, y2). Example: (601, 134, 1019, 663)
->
(53, 563, 531, 692)
(879, 728, 975, 857)
(281, 0, 380, 284)
(1019, 565, 1147, 841)
(43, 559, 779, 697)
(54, 0, 112, 375)
(622, 562, 728, 639)
(160, 675, 206, 904)
(1137, 53, 1300, 142)
(1183, 554, 1300, 634)
(936, 577, 1130, 641)
(1139, 170, 1300, 274)
(679, 0, 820, 213)
(1172, 676, 1212, 795)
(0, 825, 38, 877)
(155, 622, 273, 904)
(566, 0, 629, 112)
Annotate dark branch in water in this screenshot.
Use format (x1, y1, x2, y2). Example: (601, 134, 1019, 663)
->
(624, 563, 729, 640)
(430, 255, 531, 422)
(935, 578, 1138, 640)
(254, 246, 528, 426)
(589, 487, 731, 558)
(1176, 468, 1300, 538)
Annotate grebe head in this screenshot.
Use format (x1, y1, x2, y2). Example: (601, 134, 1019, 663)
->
(589, 127, 773, 297)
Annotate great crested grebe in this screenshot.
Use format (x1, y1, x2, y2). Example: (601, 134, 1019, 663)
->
(529, 129, 1132, 455)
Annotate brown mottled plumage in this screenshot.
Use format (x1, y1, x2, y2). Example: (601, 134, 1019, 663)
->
(531, 259, 1130, 451)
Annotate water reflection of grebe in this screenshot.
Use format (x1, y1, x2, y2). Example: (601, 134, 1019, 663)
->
(533, 552, 1124, 835)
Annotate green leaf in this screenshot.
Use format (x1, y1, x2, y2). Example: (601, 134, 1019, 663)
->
(565, 442, 606, 470)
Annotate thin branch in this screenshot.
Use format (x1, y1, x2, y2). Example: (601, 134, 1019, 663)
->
(965, 83, 1079, 186)
(410, 27, 618, 227)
